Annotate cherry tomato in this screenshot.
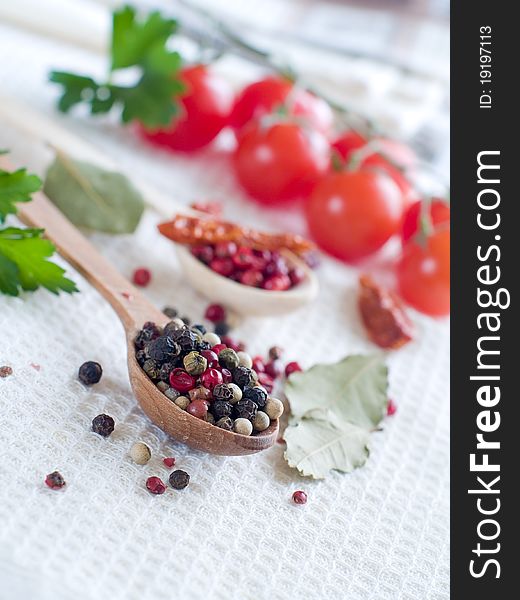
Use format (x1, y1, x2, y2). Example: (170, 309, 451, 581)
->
(401, 198, 451, 244)
(332, 132, 416, 201)
(229, 76, 334, 135)
(305, 170, 404, 262)
(397, 228, 450, 316)
(139, 65, 233, 152)
(233, 122, 330, 204)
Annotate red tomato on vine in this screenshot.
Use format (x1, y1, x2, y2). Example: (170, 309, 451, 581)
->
(139, 65, 233, 152)
(229, 76, 334, 136)
(401, 198, 451, 244)
(233, 121, 330, 204)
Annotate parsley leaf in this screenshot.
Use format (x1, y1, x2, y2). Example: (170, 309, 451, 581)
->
(0, 167, 42, 223)
(49, 5, 184, 128)
(0, 228, 78, 296)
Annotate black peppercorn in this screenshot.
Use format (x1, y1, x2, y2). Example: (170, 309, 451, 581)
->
(211, 400, 233, 420)
(214, 321, 230, 336)
(242, 386, 268, 408)
(169, 470, 190, 490)
(234, 399, 258, 422)
(233, 366, 256, 389)
(158, 362, 175, 382)
(212, 383, 234, 402)
(145, 336, 181, 363)
(192, 324, 207, 335)
(142, 359, 161, 380)
(181, 316, 191, 326)
(170, 327, 199, 352)
(195, 340, 211, 352)
(91, 413, 115, 437)
(162, 306, 178, 318)
(216, 416, 234, 431)
(134, 323, 161, 349)
(135, 349, 146, 366)
(78, 361, 103, 385)
(163, 319, 185, 337)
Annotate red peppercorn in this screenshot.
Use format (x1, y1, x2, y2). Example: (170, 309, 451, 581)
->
(133, 267, 151, 287)
(263, 274, 291, 291)
(45, 471, 66, 490)
(285, 361, 302, 377)
(146, 476, 166, 495)
(205, 303, 227, 323)
(220, 336, 242, 352)
(240, 269, 264, 287)
(191, 245, 214, 264)
(215, 241, 237, 258)
(201, 368, 223, 389)
(221, 368, 233, 383)
(252, 356, 265, 373)
(169, 368, 196, 393)
(289, 267, 305, 287)
(257, 372, 274, 393)
(387, 399, 397, 416)
(163, 457, 176, 468)
(187, 400, 208, 419)
(212, 344, 227, 355)
(265, 360, 283, 379)
(210, 257, 234, 276)
(292, 490, 307, 505)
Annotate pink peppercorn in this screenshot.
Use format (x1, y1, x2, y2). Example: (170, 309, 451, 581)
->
(252, 356, 265, 373)
(163, 457, 176, 468)
(257, 372, 274, 393)
(212, 344, 227, 355)
(146, 476, 166, 495)
(221, 368, 233, 383)
(205, 303, 226, 323)
(387, 399, 397, 416)
(132, 267, 151, 287)
(45, 471, 66, 490)
(201, 368, 223, 390)
(292, 490, 307, 505)
(187, 400, 208, 419)
(264, 360, 283, 379)
(285, 361, 302, 377)
(169, 368, 196, 393)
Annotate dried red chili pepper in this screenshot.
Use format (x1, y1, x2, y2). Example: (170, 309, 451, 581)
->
(158, 214, 315, 257)
(358, 275, 413, 349)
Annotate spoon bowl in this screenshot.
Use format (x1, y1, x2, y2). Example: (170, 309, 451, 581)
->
(176, 245, 319, 316)
(7, 162, 279, 456)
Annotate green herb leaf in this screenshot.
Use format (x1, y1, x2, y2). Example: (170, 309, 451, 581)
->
(284, 412, 371, 479)
(49, 5, 183, 128)
(283, 355, 389, 479)
(43, 153, 145, 234)
(0, 167, 42, 223)
(0, 227, 78, 296)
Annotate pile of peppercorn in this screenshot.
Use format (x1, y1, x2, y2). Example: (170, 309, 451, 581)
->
(135, 318, 284, 436)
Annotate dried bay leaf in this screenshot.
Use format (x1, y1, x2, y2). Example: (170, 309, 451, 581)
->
(284, 412, 371, 479)
(283, 355, 389, 479)
(43, 152, 144, 234)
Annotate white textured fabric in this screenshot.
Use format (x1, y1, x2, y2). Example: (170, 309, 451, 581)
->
(0, 15, 449, 600)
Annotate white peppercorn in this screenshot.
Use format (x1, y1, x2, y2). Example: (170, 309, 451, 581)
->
(253, 411, 270, 432)
(203, 332, 221, 346)
(233, 417, 253, 436)
(129, 441, 152, 465)
(174, 395, 190, 410)
(227, 383, 242, 404)
(265, 397, 284, 420)
(237, 351, 253, 369)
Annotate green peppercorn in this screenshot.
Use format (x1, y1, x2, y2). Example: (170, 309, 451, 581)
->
(183, 351, 208, 376)
(218, 348, 240, 371)
(164, 387, 181, 402)
(156, 381, 169, 392)
(143, 359, 161, 380)
(216, 416, 234, 430)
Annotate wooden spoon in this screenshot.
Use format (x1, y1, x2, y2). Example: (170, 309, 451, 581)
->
(13, 185, 279, 456)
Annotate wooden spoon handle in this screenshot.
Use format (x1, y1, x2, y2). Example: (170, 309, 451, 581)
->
(0, 155, 164, 333)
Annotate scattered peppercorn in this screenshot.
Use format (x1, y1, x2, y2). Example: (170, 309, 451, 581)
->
(133, 267, 151, 287)
(264, 359, 283, 379)
(387, 399, 397, 416)
(45, 471, 66, 490)
(130, 441, 152, 465)
(163, 457, 176, 468)
(163, 306, 178, 318)
(0, 365, 13, 378)
(285, 361, 302, 377)
(91, 414, 115, 437)
(146, 476, 166, 495)
(205, 303, 226, 323)
(292, 490, 308, 505)
(78, 361, 103, 385)
(268, 346, 284, 361)
(169, 470, 190, 490)
(214, 321, 230, 336)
